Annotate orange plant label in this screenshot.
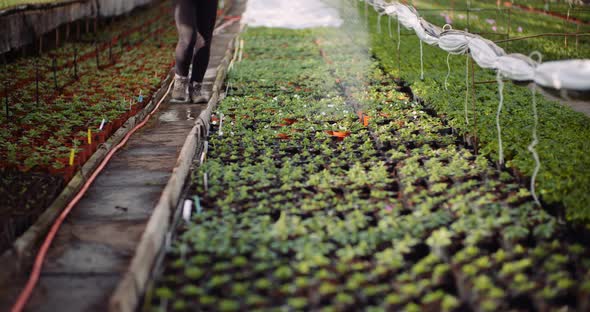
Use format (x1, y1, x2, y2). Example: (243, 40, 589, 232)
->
(363, 115, 370, 127)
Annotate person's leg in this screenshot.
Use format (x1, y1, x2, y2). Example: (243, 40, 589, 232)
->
(190, 0, 218, 83)
(172, 0, 198, 101)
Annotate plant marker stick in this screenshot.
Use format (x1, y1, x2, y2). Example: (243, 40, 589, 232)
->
(200, 141, 208, 165)
(87, 128, 92, 144)
(194, 195, 202, 214)
(99, 118, 106, 131)
(138, 90, 143, 103)
(69, 148, 75, 167)
(218, 113, 224, 137)
(204, 173, 208, 192)
(182, 199, 192, 222)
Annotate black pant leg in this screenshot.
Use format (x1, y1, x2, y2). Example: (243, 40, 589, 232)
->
(190, 0, 218, 83)
(174, 0, 198, 77)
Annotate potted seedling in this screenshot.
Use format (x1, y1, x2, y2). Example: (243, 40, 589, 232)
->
(426, 228, 453, 260)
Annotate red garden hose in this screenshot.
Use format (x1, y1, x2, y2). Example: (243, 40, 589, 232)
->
(11, 80, 174, 312)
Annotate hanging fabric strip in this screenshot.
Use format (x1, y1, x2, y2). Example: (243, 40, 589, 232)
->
(496, 72, 505, 166)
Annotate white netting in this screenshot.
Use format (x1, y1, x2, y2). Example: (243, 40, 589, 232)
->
(534, 60, 590, 91)
(0, 0, 156, 54)
(364, 0, 590, 94)
(98, 0, 152, 17)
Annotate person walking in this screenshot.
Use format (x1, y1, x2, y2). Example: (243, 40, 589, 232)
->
(171, 0, 218, 103)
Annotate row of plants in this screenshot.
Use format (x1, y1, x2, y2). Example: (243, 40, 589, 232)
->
(0, 2, 166, 92)
(0, 0, 178, 254)
(328, 0, 590, 223)
(147, 27, 590, 311)
(509, 0, 590, 22)
(0, 0, 176, 179)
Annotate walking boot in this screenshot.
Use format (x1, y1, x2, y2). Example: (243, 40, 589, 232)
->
(190, 81, 209, 104)
(171, 74, 189, 102)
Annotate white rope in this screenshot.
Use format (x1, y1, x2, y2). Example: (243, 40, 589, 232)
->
(445, 53, 451, 90)
(397, 18, 401, 50)
(529, 84, 541, 206)
(496, 71, 505, 166)
(362, 0, 590, 95)
(464, 55, 470, 125)
(420, 40, 424, 80)
(388, 15, 392, 38)
(529, 51, 543, 206)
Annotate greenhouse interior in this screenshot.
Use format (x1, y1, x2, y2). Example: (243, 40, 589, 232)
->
(1, 0, 590, 311)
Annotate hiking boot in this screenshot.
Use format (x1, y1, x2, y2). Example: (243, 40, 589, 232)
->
(190, 81, 209, 103)
(171, 74, 189, 102)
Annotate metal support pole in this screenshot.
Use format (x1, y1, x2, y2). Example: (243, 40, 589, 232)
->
(466, 7, 470, 32)
(66, 22, 70, 41)
(95, 42, 100, 69)
(35, 59, 40, 106)
(55, 26, 60, 47)
(470, 57, 478, 155)
(3, 56, 8, 120)
(74, 45, 78, 79)
(4, 81, 8, 120)
(576, 23, 580, 51)
(52, 57, 58, 91)
(109, 40, 113, 63)
(506, 7, 511, 49)
(76, 20, 81, 40)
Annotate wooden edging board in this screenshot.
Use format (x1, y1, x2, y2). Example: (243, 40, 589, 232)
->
(108, 33, 239, 312)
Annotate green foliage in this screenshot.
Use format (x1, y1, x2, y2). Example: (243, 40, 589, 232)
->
(148, 23, 590, 311)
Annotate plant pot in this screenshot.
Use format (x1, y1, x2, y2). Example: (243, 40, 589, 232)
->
(95, 131, 107, 144)
(90, 141, 98, 154)
(49, 165, 75, 182)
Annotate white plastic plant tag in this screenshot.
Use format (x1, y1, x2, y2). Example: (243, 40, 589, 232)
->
(99, 118, 106, 131)
(200, 141, 209, 165)
(204, 172, 208, 192)
(219, 113, 224, 137)
(182, 199, 192, 222)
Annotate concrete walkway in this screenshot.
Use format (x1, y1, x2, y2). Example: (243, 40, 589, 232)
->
(0, 4, 243, 312)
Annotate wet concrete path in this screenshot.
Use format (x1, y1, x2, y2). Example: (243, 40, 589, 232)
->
(0, 5, 243, 312)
